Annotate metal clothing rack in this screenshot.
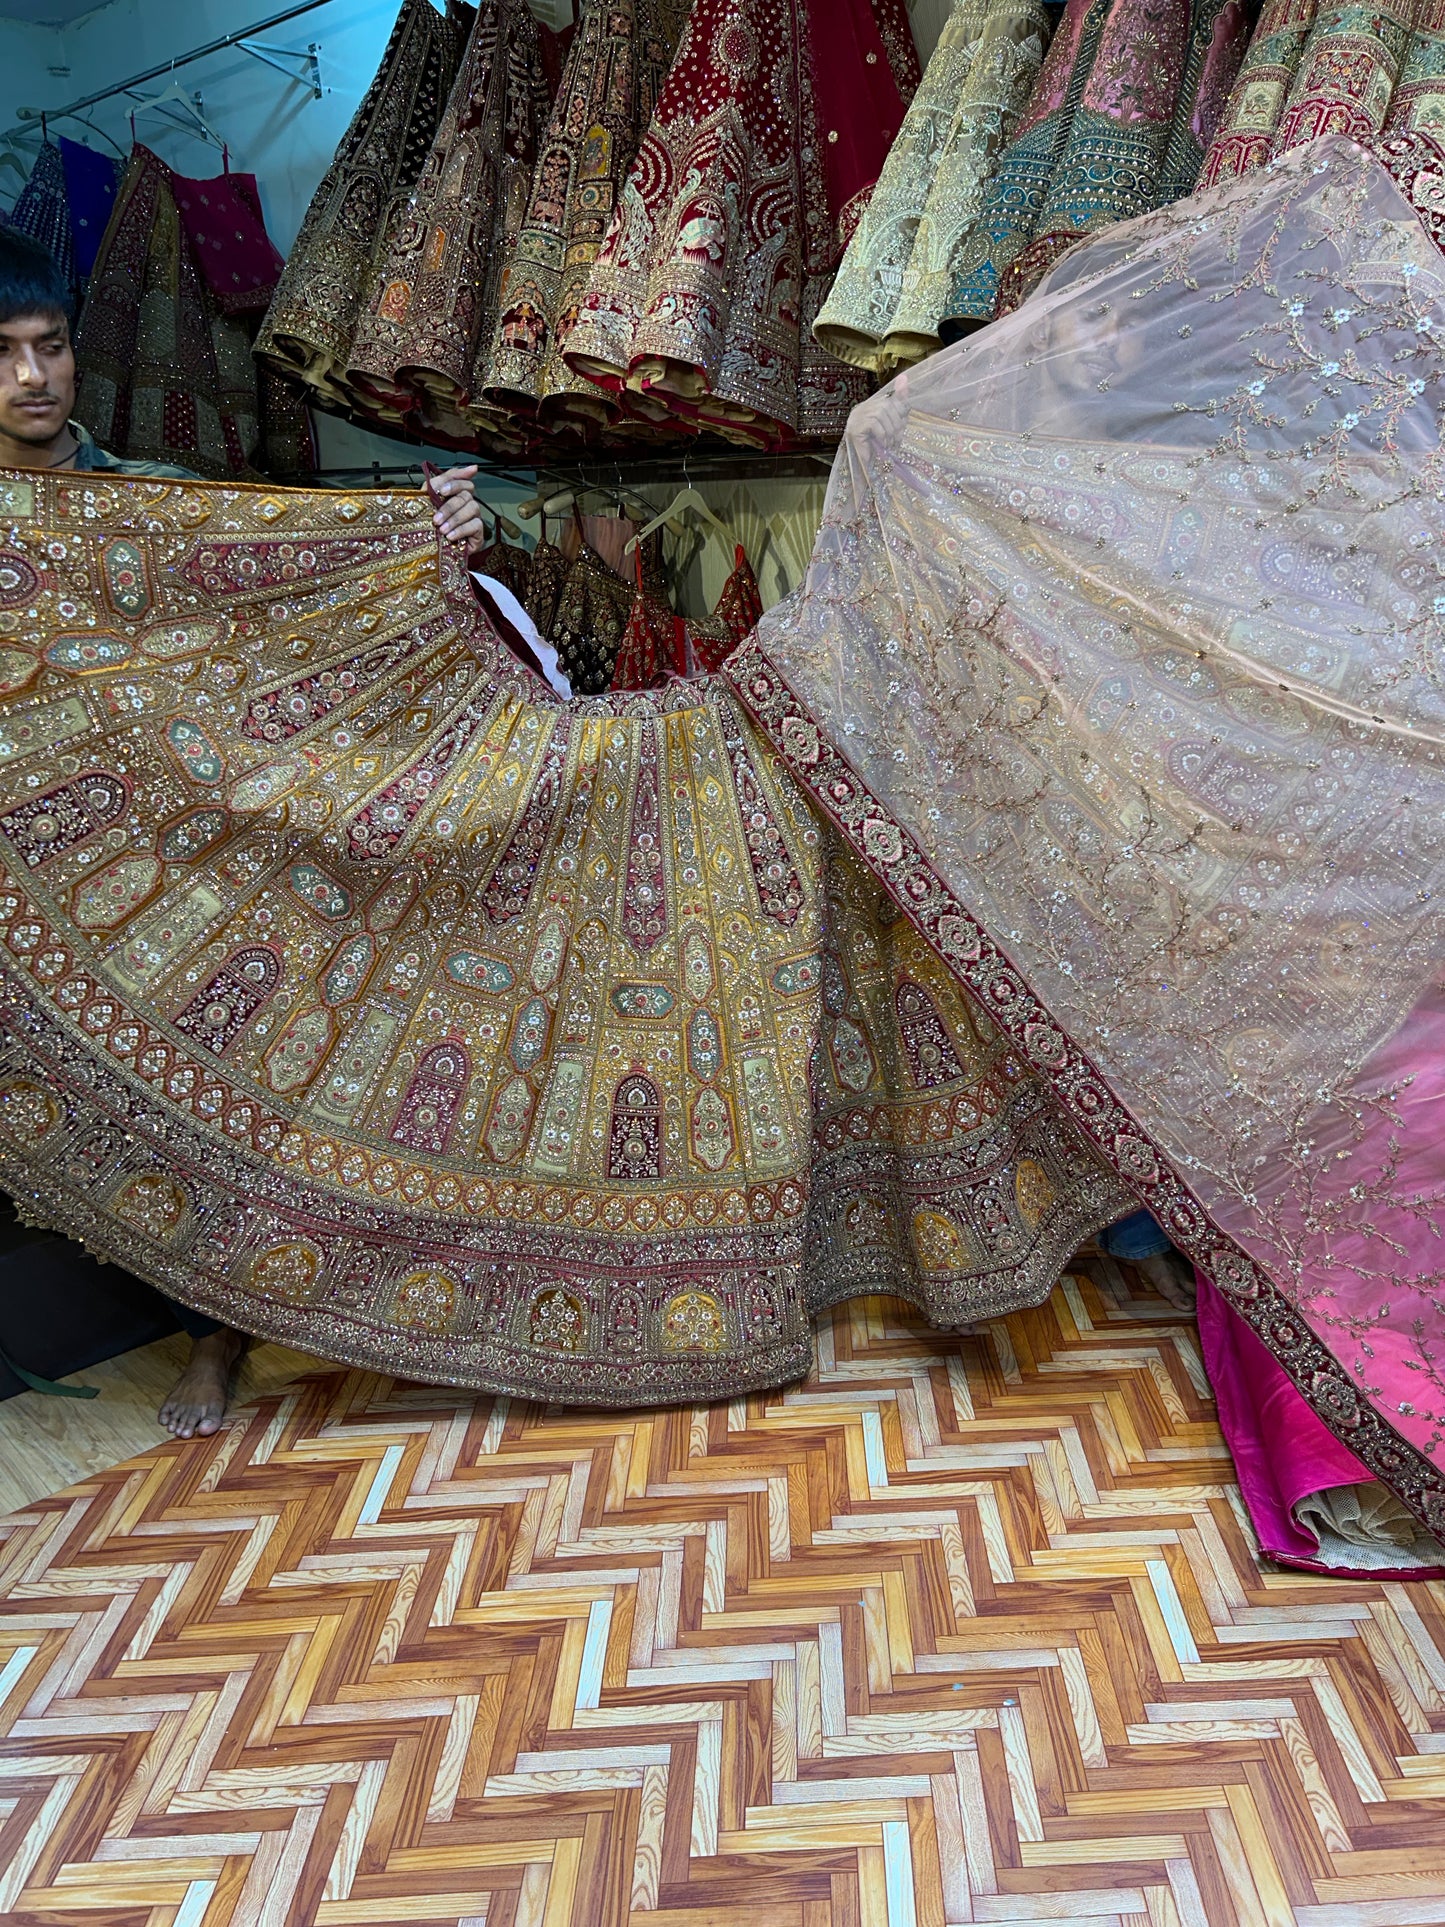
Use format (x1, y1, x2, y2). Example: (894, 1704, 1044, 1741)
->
(2, 0, 335, 150)
(291, 447, 839, 491)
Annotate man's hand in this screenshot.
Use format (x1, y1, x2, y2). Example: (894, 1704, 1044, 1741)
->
(430, 465, 487, 556)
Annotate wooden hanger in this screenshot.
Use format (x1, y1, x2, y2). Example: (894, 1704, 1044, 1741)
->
(624, 485, 728, 556)
(477, 501, 522, 542)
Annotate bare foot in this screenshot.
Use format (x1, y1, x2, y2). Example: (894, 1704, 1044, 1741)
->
(1137, 1250, 1197, 1312)
(158, 1328, 247, 1439)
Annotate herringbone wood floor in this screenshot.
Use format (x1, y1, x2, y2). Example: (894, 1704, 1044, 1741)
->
(3, 1266, 1444, 1926)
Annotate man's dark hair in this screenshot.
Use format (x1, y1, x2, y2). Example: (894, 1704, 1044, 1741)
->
(0, 229, 72, 328)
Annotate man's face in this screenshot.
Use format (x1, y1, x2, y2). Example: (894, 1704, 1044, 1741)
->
(0, 310, 76, 448)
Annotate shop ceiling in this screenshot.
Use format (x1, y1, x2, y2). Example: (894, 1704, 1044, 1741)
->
(0, 2, 117, 23)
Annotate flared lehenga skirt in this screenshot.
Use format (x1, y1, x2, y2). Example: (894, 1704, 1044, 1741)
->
(0, 469, 1131, 1408)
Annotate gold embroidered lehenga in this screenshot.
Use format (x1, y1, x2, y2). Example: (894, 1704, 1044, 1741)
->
(0, 472, 1128, 1407)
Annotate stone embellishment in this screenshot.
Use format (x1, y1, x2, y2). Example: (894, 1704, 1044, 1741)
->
(0, 772, 127, 868)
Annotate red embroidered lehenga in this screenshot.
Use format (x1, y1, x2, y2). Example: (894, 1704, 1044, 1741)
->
(475, 0, 692, 436)
(6, 140, 1445, 1557)
(563, 0, 920, 447)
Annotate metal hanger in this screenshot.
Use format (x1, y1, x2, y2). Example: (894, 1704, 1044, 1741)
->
(126, 73, 227, 153)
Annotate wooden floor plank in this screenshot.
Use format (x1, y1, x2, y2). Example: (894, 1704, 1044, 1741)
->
(1, 1273, 1443, 1922)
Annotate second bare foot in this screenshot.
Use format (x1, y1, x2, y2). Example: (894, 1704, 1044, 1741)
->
(1137, 1251, 1197, 1312)
(158, 1327, 247, 1439)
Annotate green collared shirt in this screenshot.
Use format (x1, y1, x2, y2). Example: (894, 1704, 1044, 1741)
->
(65, 421, 199, 481)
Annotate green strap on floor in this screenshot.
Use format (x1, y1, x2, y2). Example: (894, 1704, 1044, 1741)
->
(0, 1347, 99, 1398)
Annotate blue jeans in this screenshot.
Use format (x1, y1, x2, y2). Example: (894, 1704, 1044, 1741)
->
(1099, 1209, 1171, 1262)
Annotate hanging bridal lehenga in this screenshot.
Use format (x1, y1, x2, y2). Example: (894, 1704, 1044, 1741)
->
(477, 0, 693, 434)
(73, 145, 312, 482)
(563, 0, 920, 447)
(935, 0, 1258, 337)
(252, 0, 471, 406)
(812, 0, 1053, 372)
(1200, 0, 1445, 253)
(231, 0, 1445, 448)
(343, 0, 555, 448)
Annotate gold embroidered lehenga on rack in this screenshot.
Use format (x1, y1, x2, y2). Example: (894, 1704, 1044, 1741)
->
(253, 0, 471, 407)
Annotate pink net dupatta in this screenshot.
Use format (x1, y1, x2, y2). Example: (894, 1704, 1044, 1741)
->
(730, 137, 1445, 1544)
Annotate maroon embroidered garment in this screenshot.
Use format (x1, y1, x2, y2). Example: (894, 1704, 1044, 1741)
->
(476, 0, 691, 434)
(75, 146, 297, 480)
(610, 550, 687, 691)
(564, 0, 919, 448)
(171, 170, 285, 317)
(345, 0, 554, 445)
(687, 545, 764, 674)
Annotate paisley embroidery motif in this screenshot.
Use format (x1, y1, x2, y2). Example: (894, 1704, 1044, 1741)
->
(102, 537, 151, 619)
(166, 717, 225, 785)
(289, 862, 352, 920)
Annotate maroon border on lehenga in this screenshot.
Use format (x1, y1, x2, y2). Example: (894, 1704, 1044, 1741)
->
(727, 629, 1445, 1543)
